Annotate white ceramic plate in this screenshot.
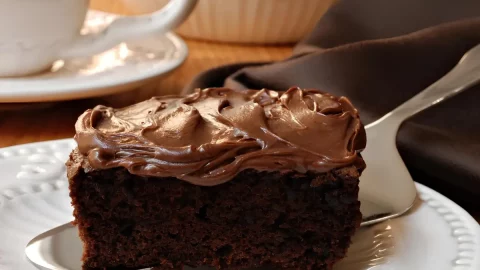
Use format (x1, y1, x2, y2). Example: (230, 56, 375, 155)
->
(0, 11, 188, 103)
(0, 139, 479, 270)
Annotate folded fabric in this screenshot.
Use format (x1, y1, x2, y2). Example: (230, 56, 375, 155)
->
(184, 0, 480, 207)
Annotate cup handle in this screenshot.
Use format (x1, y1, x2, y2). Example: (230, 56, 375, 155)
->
(59, 0, 197, 59)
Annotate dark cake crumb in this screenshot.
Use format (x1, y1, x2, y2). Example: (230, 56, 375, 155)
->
(68, 150, 362, 270)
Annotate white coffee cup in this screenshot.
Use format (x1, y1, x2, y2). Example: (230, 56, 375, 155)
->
(0, 0, 197, 77)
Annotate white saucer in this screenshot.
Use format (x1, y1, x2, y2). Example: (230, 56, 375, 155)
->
(0, 139, 479, 270)
(0, 11, 188, 103)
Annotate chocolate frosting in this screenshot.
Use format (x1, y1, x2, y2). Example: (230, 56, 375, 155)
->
(75, 87, 365, 186)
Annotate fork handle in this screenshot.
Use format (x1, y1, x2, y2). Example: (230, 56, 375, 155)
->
(369, 44, 480, 127)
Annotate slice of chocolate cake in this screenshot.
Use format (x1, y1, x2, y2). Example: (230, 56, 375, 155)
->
(67, 87, 366, 270)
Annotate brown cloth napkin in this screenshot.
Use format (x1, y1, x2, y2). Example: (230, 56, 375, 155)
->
(184, 0, 480, 207)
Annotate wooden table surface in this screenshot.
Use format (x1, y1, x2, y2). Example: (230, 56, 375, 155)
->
(0, 1, 478, 223)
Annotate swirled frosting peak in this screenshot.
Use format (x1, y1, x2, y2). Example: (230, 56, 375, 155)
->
(75, 87, 366, 186)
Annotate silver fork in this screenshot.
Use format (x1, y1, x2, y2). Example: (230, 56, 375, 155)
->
(360, 43, 480, 226)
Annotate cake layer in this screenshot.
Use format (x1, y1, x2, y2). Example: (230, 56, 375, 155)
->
(68, 150, 363, 270)
(74, 87, 365, 185)
(69, 87, 366, 270)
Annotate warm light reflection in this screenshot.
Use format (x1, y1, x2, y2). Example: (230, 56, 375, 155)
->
(51, 60, 65, 72)
(78, 43, 131, 75)
(81, 12, 115, 35)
